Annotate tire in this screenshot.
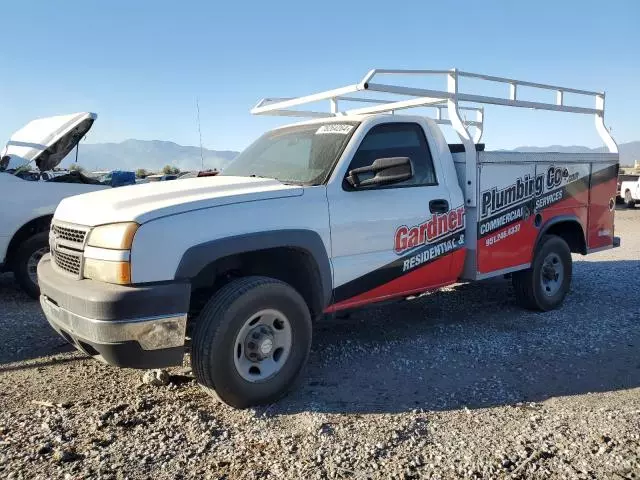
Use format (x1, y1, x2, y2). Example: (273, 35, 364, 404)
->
(191, 276, 312, 408)
(625, 191, 635, 209)
(13, 232, 49, 299)
(512, 235, 572, 311)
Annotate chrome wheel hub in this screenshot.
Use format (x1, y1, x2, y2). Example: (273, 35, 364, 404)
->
(233, 309, 292, 382)
(540, 252, 564, 296)
(244, 325, 275, 361)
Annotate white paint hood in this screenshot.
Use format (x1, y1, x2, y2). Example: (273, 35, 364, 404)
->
(0, 112, 96, 172)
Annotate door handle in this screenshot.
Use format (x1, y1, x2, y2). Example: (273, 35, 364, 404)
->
(429, 199, 449, 214)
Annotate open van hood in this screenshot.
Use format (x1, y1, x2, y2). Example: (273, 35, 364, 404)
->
(0, 112, 97, 172)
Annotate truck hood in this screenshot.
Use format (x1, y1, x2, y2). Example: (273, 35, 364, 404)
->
(1, 112, 96, 172)
(54, 176, 304, 226)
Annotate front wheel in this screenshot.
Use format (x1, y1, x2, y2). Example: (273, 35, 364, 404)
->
(191, 276, 312, 408)
(512, 235, 572, 311)
(13, 232, 49, 299)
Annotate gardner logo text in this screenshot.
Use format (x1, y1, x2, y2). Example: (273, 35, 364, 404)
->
(394, 206, 465, 255)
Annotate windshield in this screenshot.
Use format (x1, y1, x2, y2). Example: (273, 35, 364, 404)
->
(221, 122, 359, 185)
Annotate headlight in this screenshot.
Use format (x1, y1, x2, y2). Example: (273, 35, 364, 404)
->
(83, 222, 138, 284)
(83, 258, 131, 285)
(86, 222, 138, 249)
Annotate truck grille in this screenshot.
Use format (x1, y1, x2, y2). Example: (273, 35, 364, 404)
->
(52, 224, 87, 245)
(50, 221, 88, 278)
(52, 248, 82, 276)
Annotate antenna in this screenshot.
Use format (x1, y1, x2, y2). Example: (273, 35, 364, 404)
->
(196, 98, 204, 170)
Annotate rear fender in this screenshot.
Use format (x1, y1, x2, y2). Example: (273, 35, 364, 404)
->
(536, 215, 586, 255)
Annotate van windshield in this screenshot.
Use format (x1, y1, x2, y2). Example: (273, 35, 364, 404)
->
(221, 122, 359, 185)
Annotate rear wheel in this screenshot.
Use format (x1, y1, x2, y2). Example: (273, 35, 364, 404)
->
(13, 232, 49, 299)
(625, 191, 635, 208)
(191, 276, 312, 408)
(512, 235, 572, 311)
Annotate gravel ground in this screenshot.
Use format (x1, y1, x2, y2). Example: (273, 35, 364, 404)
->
(1, 209, 639, 479)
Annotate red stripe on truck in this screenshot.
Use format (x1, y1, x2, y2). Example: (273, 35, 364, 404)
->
(325, 249, 466, 313)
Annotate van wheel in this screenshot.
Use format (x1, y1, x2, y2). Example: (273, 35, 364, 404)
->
(191, 276, 312, 408)
(512, 235, 572, 311)
(625, 191, 635, 208)
(13, 232, 49, 299)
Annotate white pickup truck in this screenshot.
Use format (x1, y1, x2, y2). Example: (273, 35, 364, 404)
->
(38, 69, 620, 408)
(620, 175, 640, 207)
(0, 113, 107, 297)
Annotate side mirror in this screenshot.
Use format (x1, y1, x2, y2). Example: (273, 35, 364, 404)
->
(346, 156, 413, 188)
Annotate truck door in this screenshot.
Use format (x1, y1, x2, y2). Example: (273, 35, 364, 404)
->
(326, 121, 466, 312)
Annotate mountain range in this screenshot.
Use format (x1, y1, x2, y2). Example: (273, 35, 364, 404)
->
(62, 139, 640, 173)
(512, 141, 640, 166)
(63, 139, 239, 173)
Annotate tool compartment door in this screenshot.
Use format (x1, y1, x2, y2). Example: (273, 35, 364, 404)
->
(587, 162, 618, 250)
(477, 162, 538, 273)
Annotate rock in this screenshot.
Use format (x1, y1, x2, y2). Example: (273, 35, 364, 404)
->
(37, 442, 53, 455)
(142, 370, 170, 387)
(52, 447, 82, 463)
(99, 404, 129, 421)
(134, 397, 154, 412)
(317, 423, 334, 436)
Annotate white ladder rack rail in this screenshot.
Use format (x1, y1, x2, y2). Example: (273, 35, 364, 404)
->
(251, 68, 618, 207)
(253, 96, 485, 140)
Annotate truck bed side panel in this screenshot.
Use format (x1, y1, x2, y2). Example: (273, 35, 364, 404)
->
(455, 152, 618, 277)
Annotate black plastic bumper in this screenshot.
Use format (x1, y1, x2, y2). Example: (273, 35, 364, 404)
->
(38, 255, 191, 369)
(51, 325, 185, 369)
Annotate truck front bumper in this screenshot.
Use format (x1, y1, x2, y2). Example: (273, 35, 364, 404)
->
(37, 255, 190, 369)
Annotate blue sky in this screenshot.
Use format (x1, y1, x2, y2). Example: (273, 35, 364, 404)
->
(1, 0, 638, 152)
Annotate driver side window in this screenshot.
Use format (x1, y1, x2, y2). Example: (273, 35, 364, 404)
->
(346, 123, 437, 188)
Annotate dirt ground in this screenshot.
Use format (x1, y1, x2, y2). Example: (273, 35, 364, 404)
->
(1, 209, 639, 479)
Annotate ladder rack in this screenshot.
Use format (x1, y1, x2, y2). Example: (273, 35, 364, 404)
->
(254, 96, 485, 141)
(251, 68, 618, 207)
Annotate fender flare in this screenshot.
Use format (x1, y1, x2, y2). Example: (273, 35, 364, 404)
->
(535, 215, 586, 253)
(174, 229, 333, 306)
